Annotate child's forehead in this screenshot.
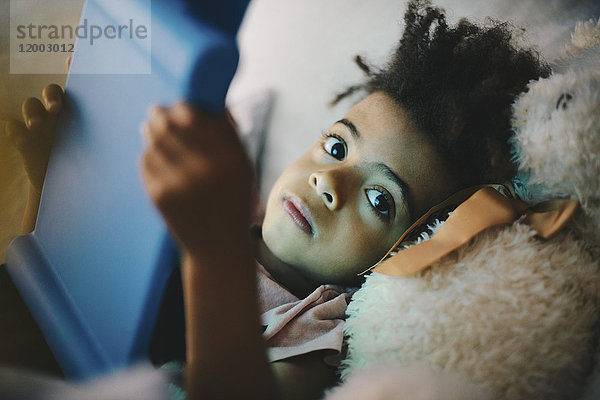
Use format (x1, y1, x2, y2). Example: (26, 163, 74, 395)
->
(337, 92, 425, 150)
(344, 92, 404, 121)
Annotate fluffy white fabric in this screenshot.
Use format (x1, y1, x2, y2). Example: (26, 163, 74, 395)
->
(387, 217, 446, 258)
(511, 66, 600, 224)
(343, 222, 599, 400)
(565, 18, 600, 57)
(511, 29, 600, 254)
(325, 363, 492, 400)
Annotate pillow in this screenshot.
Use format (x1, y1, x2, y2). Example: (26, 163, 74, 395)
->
(226, 88, 275, 184)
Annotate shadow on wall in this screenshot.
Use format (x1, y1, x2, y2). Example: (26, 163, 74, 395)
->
(0, 121, 27, 263)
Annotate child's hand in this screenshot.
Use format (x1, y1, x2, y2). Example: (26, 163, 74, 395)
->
(5, 84, 64, 193)
(141, 103, 254, 258)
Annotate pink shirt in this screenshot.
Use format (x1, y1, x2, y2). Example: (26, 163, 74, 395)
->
(256, 263, 351, 364)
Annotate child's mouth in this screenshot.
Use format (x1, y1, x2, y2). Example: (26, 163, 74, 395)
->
(282, 197, 314, 235)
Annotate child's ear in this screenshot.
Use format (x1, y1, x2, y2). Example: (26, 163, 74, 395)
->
(524, 198, 580, 240)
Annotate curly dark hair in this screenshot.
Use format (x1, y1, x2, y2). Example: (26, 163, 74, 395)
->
(333, 0, 550, 187)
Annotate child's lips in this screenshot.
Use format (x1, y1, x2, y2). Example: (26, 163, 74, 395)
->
(283, 196, 314, 235)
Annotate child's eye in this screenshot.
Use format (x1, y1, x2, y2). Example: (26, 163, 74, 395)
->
(323, 135, 347, 161)
(366, 188, 392, 218)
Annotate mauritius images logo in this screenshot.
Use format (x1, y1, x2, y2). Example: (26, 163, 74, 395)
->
(10, 0, 151, 74)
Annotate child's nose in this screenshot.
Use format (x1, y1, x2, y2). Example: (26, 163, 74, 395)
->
(309, 169, 349, 210)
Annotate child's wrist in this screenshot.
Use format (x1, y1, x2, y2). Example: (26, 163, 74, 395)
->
(183, 232, 253, 267)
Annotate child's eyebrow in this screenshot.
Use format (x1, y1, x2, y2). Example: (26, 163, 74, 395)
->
(374, 162, 410, 203)
(336, 119, 359, 138)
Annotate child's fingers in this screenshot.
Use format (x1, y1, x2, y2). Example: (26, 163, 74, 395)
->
(140, 144, 164, 183)
(169, 102, 199, 131)
(141, 149, 167, 204)
(5, 120, 43, 181)
(144, 107, 189, 163)
(146, 106, 176, 149)
(147, 105, 170, 132)
(22, 97, 48, 134)
(169, 102, 241, 148)
(42, 84, 64, 114)
(147, 105, 207, 153)
(141, 139, 189, 211)
(141, 114, 178, 181)
(160, 103, 210, 148)
(5, 120, 30, 150)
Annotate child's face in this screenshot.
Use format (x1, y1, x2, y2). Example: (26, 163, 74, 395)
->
(262, 92, 460, 286)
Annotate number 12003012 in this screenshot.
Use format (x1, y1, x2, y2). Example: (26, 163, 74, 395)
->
(18, 43, 74, 53)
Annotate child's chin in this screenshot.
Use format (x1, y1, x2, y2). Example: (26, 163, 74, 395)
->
(262, 223, 298, 255)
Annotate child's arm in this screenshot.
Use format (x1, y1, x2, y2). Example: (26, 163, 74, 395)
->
(141, 103, 279, 399)
(5, 84, 64, 234)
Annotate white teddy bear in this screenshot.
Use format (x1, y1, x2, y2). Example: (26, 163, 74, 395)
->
(326, 19, 600, 400)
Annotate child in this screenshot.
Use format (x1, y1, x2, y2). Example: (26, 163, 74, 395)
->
(5, 1, 549, 398)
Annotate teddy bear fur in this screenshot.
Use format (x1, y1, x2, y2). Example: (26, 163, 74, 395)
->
(325, 362, 493, 400)
(335, 19, 600, 400)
